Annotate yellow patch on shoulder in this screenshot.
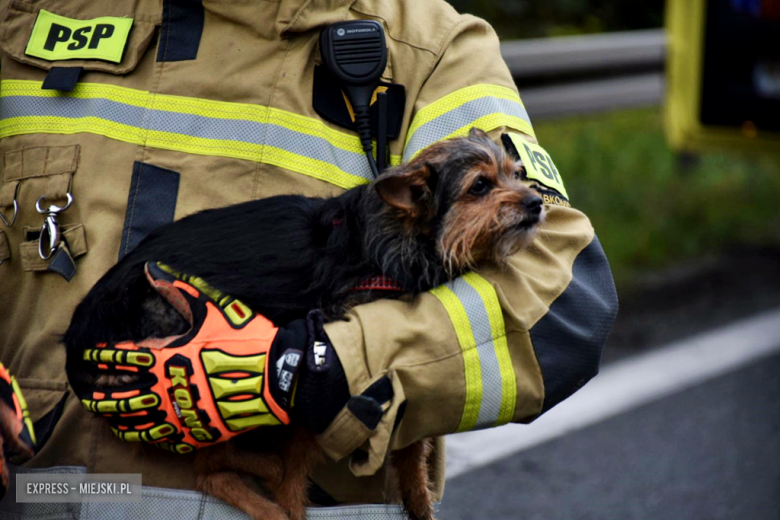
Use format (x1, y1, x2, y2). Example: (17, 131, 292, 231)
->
(508, 133, 569, 200)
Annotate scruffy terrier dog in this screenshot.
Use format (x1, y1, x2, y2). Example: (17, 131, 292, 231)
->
(64, 128, 544, 520)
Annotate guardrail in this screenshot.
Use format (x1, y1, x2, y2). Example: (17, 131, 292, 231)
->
(501, 29, 667, 119)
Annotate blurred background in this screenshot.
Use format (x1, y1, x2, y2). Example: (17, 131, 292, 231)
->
(439, 1, 780, 519)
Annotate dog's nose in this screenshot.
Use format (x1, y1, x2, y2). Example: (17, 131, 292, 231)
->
(521, 195, 543, 215)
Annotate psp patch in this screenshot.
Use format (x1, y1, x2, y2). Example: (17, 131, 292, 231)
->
(25, 10, 134, 63)
(504, 133, 569, 200)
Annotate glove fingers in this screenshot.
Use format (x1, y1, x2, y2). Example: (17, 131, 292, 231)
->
(82, 346, 156, 370)
(81, 390, 161, 415)
(109, 422, 179, 444)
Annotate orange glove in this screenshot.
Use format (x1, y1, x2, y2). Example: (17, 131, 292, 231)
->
(75, 263, 306, 454)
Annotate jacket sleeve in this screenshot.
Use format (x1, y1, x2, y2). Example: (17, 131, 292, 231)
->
(318, 15, 618, 477)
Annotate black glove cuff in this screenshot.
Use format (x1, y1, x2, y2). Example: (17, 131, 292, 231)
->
(293, 310, 350, 434)
(268, 319, 307, 411)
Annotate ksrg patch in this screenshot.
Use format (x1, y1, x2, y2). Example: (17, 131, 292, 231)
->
(25, 10, 134, 63)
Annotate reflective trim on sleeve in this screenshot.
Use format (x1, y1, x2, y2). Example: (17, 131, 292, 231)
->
(0, 80, 402, 190)
(430, 272, 515, 432)
(403, 84, 535, 162)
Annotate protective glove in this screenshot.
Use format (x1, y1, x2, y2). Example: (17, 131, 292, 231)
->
(0, 363, 36, 499)
(75, 262, 347, 454)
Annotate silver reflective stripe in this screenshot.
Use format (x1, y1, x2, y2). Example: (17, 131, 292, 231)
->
(1, 96, 145, 126)
(403, 96, 532, 162)
(0, 466, 414, 520)
(0, 95, 375, 183)
(448, 278, 505, 429)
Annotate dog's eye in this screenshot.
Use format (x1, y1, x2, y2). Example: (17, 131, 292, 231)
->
(469, 177, 492, 196)
(514, 166, 525, 180)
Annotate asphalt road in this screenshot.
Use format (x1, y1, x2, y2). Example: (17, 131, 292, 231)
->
(439, 352, 780, 520)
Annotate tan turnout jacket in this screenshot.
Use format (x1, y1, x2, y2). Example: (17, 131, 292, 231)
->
(0, 0, 617, 507)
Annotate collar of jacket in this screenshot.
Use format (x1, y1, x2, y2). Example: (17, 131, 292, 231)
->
(276, 0, 358, 36)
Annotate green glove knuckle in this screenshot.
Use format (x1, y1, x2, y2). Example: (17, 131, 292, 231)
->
(81, 393, 159, 414)
(156, 440, 196, 454)
(199, 350, 281, 431)
(83, 348, 154, 368)
(111, 422, 177, 443)
(156, 262, 253, 327)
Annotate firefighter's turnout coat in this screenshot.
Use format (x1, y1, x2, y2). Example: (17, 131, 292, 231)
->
(0, 0, 617, 512)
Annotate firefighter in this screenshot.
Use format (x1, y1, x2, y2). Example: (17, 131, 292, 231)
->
(0, 0, 617, 517)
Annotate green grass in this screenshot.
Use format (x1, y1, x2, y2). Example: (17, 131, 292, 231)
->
(533, 108, 780, 289)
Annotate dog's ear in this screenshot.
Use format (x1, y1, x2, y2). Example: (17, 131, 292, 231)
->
(468, 127, 489, 140)
(374, 163, 434, 219)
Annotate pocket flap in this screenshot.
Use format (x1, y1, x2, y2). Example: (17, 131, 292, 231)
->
(1, 1, 159, 74)
(3, 145, 80, 181)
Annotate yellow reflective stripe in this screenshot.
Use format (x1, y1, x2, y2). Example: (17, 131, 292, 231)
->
(146, 130, 262, 161)
(1, 80, 150, 106)
(404, 84, 536, 161)
(0, 80, 402, 189)
(0, 116, 145, 144)
(406, 84, 524, 139)
(430, 285, 483, 432)
(263, 146, 368, 190)
(410, 113, 535, 161)
(462, 273, 516, 426)
(431, 273, 515, 432)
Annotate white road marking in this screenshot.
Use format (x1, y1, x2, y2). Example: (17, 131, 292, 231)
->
(445, 307, 780, 478)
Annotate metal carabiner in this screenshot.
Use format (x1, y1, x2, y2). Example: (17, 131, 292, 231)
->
(39, 213, 61, 260)
(0, 184, 20, 227)
(0, 199, 18, 227)
(35, 193, 74, 260)
(35, 193, 74, 215)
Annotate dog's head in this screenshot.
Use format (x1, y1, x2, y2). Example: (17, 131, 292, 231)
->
(374, 128, 544, 275)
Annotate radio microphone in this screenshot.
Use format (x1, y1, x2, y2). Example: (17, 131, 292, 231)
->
(320, 20, 388, 178)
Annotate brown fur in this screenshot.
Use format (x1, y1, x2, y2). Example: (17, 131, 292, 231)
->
(392, 439, 436, 520)
(438, 147, 541, 274)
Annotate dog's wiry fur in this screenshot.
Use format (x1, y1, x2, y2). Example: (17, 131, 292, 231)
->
(64, 129, 544, 520)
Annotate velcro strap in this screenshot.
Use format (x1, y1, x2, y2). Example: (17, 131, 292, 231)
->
(47, 245, 77, 281)
(42, 67, 83, 92)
